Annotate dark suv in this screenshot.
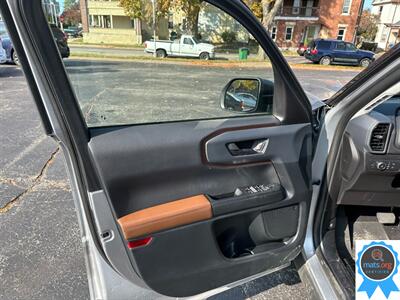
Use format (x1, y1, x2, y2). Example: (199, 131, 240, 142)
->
(305, 39, 374, 67)
(49, 24, 70, 58)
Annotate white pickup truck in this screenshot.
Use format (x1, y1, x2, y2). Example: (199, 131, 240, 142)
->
(144, 35, 215, 60)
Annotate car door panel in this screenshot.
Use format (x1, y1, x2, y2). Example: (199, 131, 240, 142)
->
(88, 115, 312, 296)
(2, 0, 314, 298)
(130, 201, 308, 297)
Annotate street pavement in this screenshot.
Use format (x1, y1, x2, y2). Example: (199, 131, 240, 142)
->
(0, 60, 359, 299)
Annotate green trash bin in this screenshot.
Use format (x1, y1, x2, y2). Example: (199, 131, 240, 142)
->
(239, 47, 249, 60)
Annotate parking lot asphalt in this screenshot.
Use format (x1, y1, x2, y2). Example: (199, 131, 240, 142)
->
(64, 59, 356, 127)
(0, 60, 359, 299)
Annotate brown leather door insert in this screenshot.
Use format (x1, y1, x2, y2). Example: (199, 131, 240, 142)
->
(117, 195, 212, 240)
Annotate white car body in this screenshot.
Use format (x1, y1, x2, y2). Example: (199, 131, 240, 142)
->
(144, 35, 215, 59)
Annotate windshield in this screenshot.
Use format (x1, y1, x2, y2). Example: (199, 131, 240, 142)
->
(192, 37, 200, 43)
(0, 22, 8, 36)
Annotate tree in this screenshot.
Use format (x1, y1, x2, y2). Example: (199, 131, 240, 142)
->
(174, 0, 203, 37)
(243, 0, 284, 57)
(243, 0, 284, 30)
(64, 0, 78, 11)
(357, 10, 379, 41)
(119, 0, 203, 36)
(61, 3, 81, 26)
(119, 0, 172, 26)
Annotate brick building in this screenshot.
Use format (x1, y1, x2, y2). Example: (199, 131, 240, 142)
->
(272, 0, 364, 49)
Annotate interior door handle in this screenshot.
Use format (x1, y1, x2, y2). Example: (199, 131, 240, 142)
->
(227, 139, 269, 156)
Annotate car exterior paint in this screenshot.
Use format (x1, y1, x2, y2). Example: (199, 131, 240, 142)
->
(0, 21, 14, 63)
(0, 41, 6, 64)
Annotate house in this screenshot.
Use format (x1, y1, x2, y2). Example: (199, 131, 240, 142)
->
(80, 0, 144, 45)
(271, 0, 364, 49)
(42, 0, 61, 25)
(371, 0, 400, 50)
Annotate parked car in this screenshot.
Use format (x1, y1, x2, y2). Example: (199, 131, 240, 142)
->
(297, 42, 307, 56)
(0, 21, 69, 65)
(144, 34, 215, 60)
(305, 38, 375, 67)
(0, 36, 6, 64)
(4, 0, 400, 299)
(49, 24, 70, 59)
(0, 21, 17, 64)
(64, 26, 83, 38)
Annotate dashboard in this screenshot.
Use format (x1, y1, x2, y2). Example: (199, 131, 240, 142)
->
(337, 95, 400, 207)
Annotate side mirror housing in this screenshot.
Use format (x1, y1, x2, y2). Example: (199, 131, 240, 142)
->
(221, 78, 273, 113)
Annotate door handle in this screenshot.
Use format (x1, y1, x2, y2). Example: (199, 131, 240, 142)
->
(227, 139, 269, 156)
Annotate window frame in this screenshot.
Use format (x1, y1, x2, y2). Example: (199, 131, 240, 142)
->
(342, 0, 352, 15)
(271, 26, 277, 40)
(285, 26, 294, 41)
(11, 0, 311, 130)
(337, 26, 347, 40)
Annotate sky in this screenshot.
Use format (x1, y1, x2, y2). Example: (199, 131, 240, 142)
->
(58, 0, 64, 13)
(364, 0, 374, 10)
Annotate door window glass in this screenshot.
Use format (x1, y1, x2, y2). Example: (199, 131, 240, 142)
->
(336, 42, 346, 50)
(345, 43, 356, 51)
(63, 1, 275, 127)
(317, 41, 331, 49)
(0, 21, 7, 36)
(183, 38, 194, 45)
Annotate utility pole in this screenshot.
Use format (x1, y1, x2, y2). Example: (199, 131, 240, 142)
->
(353, 0, 365, 44)
(152, 0, 157, 57)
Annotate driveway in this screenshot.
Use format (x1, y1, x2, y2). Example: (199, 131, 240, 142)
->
(0, 61, 359, 299)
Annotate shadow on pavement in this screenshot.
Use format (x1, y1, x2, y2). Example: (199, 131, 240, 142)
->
(208, 266, 303, 299)
(0, 64, 23, 77)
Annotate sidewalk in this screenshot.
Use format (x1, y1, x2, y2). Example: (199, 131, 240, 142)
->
(68, 48, 363, 72)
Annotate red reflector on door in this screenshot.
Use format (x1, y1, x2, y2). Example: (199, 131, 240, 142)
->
(127, 237, 152, 249)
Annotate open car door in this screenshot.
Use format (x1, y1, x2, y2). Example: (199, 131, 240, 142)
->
(1, 0, 314, 298)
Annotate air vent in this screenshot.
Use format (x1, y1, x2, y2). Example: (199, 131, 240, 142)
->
(370, 123, 390, 153)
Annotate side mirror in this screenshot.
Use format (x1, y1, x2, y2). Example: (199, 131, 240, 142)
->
(221, 78, 273, 113)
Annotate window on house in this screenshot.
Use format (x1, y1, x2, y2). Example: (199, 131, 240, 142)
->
(89, 15, 100, 27)
(103, 15, 111, 28)
(292, 0, 300, 14)
(181, 18, 187, 30)
(285, 26, 294, 41)
(381, 27, 388, 42)
(337, 26, 346, 40)
(342, 0, 351, 14)
(168, 13, 174, 29)
(271, 26, 277, 40)
(379, 6, 383, 15)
